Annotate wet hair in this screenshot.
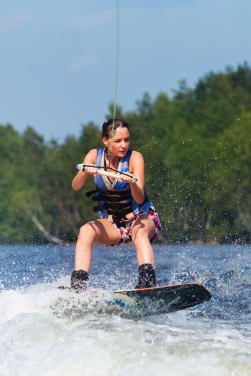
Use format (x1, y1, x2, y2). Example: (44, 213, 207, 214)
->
(102, 119, 129, 139)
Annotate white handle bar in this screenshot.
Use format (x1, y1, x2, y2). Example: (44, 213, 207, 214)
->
(76, 164, 138, 182)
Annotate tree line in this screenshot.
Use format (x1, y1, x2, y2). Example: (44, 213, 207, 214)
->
(0, 63, 251, 244)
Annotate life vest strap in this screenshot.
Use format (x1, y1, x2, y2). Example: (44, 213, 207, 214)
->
(85, 188, 133, 221)
(86, 188, 131, 198)
(93, 202, 132, 211)
(91, 193, 132, 202)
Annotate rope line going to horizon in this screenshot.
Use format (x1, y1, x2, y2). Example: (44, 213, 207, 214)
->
(109, 0, 120, 157)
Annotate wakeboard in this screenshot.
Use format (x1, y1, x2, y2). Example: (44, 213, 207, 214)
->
(111, 282, 212, 315)
(58, 282, 211, 315)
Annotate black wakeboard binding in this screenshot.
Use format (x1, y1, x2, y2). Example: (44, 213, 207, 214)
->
(135, 263, 156, 289)
(71, 270, 89, 292)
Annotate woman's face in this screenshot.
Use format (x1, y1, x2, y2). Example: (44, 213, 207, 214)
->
(103, 126, 130, 158)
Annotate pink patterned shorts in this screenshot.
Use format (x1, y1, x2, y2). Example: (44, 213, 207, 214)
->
(110, 207, 162, 246)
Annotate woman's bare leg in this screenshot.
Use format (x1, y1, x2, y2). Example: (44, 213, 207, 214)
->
(75, 219, 120, 272)
(131, 214, 156, 266)
(131, 214, 157, 288)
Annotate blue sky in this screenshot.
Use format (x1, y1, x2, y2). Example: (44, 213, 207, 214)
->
(0, 0, 250, 141)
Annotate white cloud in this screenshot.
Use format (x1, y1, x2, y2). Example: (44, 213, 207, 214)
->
(0, 12, 31, 32)
(70, 55, 98, 71)
(66, 10, 115, 30)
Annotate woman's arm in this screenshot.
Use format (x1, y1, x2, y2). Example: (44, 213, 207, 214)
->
(72, 149, 97, 191)
(129, 151, 145, 205)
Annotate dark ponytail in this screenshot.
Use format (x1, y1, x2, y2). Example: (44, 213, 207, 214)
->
(102, 119, 129, 139)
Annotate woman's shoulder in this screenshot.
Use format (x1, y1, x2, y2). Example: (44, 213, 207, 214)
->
(129, 150, 144, 167)
(83, 148, 98, 163)
(87, 148, 98, 157)
(130, 150, 144, 160)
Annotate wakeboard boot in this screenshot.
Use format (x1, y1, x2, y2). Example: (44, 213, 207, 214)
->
(71, 270, 89, 292)
(135, 263, 156, 289)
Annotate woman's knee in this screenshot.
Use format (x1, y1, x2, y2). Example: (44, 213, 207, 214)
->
(131, 224, 149, 244)
(132, 220, 155, 244)
(78, 222, 98, 242)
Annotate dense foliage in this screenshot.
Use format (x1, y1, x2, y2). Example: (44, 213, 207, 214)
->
(1, 63, 251, 244)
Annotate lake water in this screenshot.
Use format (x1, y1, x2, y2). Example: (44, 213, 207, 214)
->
(0, 244, 250, 376)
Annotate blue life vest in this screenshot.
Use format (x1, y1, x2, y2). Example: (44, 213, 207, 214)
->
(85, 148, 153, 222)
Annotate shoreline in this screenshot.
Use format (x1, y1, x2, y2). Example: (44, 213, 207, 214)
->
(1, 239, 251, 246)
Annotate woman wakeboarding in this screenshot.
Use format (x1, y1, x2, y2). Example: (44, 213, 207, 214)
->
(70, 119, 162, 291)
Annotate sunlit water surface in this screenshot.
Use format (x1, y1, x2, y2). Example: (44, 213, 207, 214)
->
(0, 244, 250, 376)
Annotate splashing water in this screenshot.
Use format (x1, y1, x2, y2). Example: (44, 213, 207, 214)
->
(0, 244, 250, 376)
